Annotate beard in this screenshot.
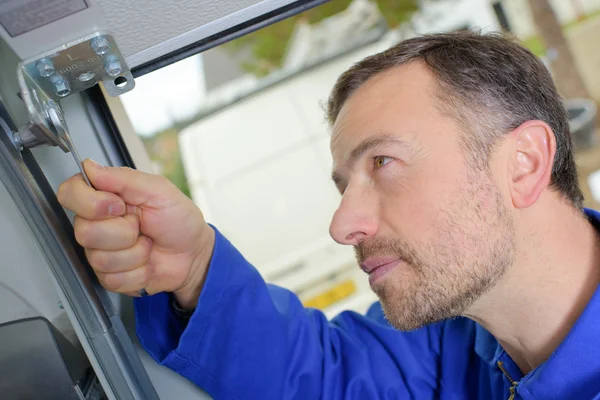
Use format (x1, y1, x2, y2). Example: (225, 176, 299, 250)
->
(355, 170, 515, 331)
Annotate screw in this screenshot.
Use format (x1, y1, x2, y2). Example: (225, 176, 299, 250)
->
(77, 71, 96, 82)
(91, 35, 110, 55)
(104, 55, 122, 77)
(49, 75, 71, 97)
(58, 301, 64, 309)
(12, 130, 23, 150)
(36, 58, 55, 77)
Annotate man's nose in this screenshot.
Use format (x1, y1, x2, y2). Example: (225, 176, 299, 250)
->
(329, 185, 378, 246)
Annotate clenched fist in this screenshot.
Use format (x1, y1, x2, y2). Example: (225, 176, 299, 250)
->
(58, 159, 215, 309)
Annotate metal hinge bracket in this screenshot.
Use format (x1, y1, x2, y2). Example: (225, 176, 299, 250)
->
(14, 32, 135, 151)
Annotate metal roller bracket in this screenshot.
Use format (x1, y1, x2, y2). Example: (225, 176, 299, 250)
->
(16, 32, 135, 151)
(0, 105, 159, 400)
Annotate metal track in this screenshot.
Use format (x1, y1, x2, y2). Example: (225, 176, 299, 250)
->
(0, 105, 158, 400)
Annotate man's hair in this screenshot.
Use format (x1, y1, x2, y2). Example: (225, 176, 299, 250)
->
(327, 31, 583, 208)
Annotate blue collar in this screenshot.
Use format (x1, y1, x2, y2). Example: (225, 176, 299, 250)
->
(474, 208, 600, 398)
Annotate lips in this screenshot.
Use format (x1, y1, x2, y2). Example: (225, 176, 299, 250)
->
(360, 257, 402, 285)
(360, 256, 401, 274)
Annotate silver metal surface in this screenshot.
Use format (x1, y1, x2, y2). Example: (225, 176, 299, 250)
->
(37, 58, 56, 78)
(7, 97, 93, 188)
(18, 32, 135, 102)
(0, 110, 61, 152)
(124, 0, 291, 68)
(0, 0, 326, 73)
(77, 71, 96, 82)
(0, 116, 19, 151)
(74, 385, 86, 400)
(47, 105, 92, 187)
(16, 32, 135, 152)
(14, 123, 56, 149)
(0, 112, 159, 400)
(50, 74, 72, 97)
(17, 70, 69, 151)
(13, 31, 136, 164)
(104, 55, 122, 77)
(91, 36, 110, 56)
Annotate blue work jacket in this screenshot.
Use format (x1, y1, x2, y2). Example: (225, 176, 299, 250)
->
(135, 209, 600, 399)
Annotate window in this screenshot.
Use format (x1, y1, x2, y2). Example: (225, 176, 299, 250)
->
(117, 0, 600, 316)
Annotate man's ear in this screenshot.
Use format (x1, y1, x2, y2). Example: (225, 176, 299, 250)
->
(508, 120, 556, 209)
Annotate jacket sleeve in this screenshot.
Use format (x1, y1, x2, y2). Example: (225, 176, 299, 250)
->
(134, 226, 441, 400)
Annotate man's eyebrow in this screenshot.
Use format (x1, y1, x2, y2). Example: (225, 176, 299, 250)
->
(331, 134, 407, 188)
(348, 135, 406, 167)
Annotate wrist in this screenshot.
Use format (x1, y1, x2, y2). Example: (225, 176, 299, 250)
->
(173, 225, 216, 309)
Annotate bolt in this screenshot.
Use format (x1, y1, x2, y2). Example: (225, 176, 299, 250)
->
(12, 130, 23, 150)
(49, 75, 71, 97)
(36, 58, 55, 77)
(91, 35, 110, 55)
(104, 55, 122, 77)
(1, 117, 23, 150)
(77, 71, 96, 82)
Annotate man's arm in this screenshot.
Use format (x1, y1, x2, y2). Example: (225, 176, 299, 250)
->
(57, 162, 441, 399)
(135, 226, 442, 399)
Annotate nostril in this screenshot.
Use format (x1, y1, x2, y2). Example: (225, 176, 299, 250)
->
(346, 231, 366, 243)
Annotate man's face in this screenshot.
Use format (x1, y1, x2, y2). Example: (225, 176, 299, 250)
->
(329, 62, 516, 331)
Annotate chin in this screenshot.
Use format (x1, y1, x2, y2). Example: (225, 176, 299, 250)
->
(380, 305, 440, 331)
(375, 285, 466, 332)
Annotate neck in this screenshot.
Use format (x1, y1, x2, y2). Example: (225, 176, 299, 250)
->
(464, 201, 600, 374)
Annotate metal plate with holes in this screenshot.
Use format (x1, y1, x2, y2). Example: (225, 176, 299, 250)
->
(16, 32, 135, 151)
(19, 32, 135, 99)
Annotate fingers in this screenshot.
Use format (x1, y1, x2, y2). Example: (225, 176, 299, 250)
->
(82, 159, 173, 206)
(58, 158, 169, 220)
(85, 235, 152, 273)
(74, 214, 139, 250)
(87, 235, 153, 294)
(96, 264, 153, 293)
(58, 173, 126, 220)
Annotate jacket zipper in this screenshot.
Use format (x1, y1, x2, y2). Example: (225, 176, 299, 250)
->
(497, 361, 518, 400)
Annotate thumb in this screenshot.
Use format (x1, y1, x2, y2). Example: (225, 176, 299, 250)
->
(83, 159, 168, 206)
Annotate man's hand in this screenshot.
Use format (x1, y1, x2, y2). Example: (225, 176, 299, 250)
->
(58, 159, 215, 309)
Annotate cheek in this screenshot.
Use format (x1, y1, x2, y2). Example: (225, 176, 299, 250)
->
(377, 167, 446, 237)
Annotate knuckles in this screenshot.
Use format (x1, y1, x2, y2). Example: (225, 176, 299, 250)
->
(73, 217, 93, 248)
(97, 265, 151, 293)
(86, 249, 108, 272)
(98, 272, 123, 292)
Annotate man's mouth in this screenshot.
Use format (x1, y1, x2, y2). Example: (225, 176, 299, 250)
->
(360, 257, 402, 285)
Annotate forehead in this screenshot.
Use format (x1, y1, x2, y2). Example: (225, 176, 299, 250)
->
(330, 62, 443, 159)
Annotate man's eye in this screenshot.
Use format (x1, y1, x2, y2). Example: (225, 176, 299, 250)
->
(374, 156, 393, 169)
